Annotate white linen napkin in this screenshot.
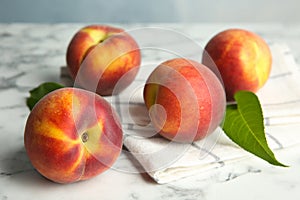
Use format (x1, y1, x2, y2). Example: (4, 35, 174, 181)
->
(60, 43, 300, 184)
(257, 43, 300, 125)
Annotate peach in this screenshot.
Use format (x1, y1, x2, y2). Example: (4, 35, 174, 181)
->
(66, 25, 141, 96)
(24, 88, 123, 183)
(143, 58, 226, 143)
(202, 28, 272, 101)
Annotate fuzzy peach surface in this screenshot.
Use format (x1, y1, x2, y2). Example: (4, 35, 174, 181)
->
(66, 25, 141, 96)
(203, 29, 272, 101)
(24, 88, 123, 183)
(144, 58, 226, 142)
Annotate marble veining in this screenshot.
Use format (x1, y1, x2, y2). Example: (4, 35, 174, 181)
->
(0, 23, 300, 199)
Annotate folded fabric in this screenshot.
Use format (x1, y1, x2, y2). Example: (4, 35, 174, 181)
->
(257, 43, 300, 124)
(60, 43, 300, 184)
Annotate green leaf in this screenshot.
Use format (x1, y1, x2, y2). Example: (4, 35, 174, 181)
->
(26, 82, 64, 110)
(223, 91, 287, 167)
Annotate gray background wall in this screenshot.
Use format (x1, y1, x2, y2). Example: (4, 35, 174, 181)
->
(0, 0, 299, 23)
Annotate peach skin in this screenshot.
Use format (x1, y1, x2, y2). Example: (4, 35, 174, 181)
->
(143, 58, 226, 143)
(202, 28, 272, 101)
(66, 25, 141, 96)
(24, 88, 123, 183)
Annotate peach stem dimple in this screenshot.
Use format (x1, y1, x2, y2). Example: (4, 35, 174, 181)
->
(81, 132, 89, 143)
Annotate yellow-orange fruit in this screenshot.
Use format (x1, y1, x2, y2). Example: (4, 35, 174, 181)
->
(143, 58, 226, 143)
(202, 28, 272, 101)
(66, 25, 141, 96)
(24, 88, 123, 183)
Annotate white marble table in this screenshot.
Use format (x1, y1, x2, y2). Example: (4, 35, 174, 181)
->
(1, 23, 300, 200)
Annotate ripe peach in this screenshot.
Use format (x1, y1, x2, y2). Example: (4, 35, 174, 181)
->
(66, 25, 141, 96)
(202, 28, 272, 101)
(143, 58, 226, 143)
(24, 88, 123, 183)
